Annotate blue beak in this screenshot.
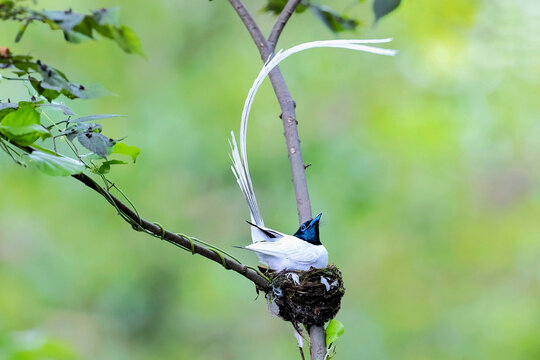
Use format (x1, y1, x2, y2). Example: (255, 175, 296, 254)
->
(309, 213, 322, 227)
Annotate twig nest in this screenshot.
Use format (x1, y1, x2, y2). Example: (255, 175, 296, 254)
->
(266, 265, 345, 327)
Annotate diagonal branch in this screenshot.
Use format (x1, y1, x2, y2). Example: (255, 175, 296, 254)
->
(268, 0, 302, 50)
(71, 173, 270, 290)
(227, 0, 312, 224)
(2, 137, 269, 291)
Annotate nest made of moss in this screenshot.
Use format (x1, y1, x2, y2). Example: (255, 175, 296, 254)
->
(266, 265, 345, 328)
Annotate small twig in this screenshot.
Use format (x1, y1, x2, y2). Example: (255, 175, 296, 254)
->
(107, 180, 142, 225)
(298, 346, 306, 360)
(0, 76, 30, 81)
(0, 139, 23, 165)
(45, 119, 69, 130)
(267, 0, 302, 51)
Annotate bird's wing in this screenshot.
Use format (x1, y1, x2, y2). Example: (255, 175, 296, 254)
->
(246, 221, 284, 240)
(245, 237, 319, 265)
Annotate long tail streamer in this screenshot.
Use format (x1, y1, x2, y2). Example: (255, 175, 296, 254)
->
(230, 39, 397, 241)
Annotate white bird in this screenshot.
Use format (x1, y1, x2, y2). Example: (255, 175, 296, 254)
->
(243, 213, 328, 272)
(229, 39, 396, 272)
(230, 126, 328, 271)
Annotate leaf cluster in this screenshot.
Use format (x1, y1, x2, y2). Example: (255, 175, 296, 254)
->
(0, 2, 143, 55)
(0, 50, 107, 101)
(0, 100, 140, 176)
(262, 0, 402, 33)
(263, 0, 359, 33)
(0, 2, 143, 178)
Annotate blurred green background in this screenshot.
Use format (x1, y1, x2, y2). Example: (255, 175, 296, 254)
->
(1, 0, 540, 359)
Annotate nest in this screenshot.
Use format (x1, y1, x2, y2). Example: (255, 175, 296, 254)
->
(266, 265, 345, 328)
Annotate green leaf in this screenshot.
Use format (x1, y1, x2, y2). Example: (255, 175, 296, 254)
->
(79, 145, 114, 161)
(70, 114, 124, 123)
(311, 5, 359, 33)
(93, 23, 113, 39)
(42, 10, 86, 32)
(4, 5, 142, 56)
(37, 64, 74, 93)
(1, 123, 50, 139)
(71, 83, 113, 99)
(0, 106, 17, 122)
(262, 0, 286, 14)
(12, 70, 28, 77)
(29, 151, 85, 176)
(93, 7, 121, 27)
(13, 58, 38, 73)
(38, 103, 75, 115)
(71, 17, 95, 39)
(325, 319, 344, 346)
(15, 20, 30, 42)
(29, 77, 61, 102)
(97, 159, 128, 174)
(62, 122, 102, 142)
(262, 0, 308, 14)
(110, 25, 144, 56)
(0, 102, 18, 111)
(112, 142, 140, 163)
(0, 103, 49, 146)
(31, 61, 109, 100)
(63, 30, 92, 43)
(373, 0, 401, 22)
(77, 132, 112, 159)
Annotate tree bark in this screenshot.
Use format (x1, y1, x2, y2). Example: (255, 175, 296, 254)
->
(309, 326, 327, 360)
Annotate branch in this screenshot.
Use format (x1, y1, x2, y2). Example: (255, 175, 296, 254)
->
(267, 0, 302, 51)
(309, 326, 327, 360)
(2, 138, 269, 291)
(71, 172, 270, 290)
(227, 0, 312, 223)
(226, 1, 326, 358)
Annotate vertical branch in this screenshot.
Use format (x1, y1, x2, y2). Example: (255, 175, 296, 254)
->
(309, 326, 327, 360)
(226, 1, 327, 359)
(227, 0, 312, 223)
(267, 0, 302, 50)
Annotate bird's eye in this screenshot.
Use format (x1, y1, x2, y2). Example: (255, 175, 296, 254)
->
(301, 224, 307, 231)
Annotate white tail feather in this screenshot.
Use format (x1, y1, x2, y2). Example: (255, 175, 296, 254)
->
(229, 132, 264, 226)
(230, 39, 396, 242)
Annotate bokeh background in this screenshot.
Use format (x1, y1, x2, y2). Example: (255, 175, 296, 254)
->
(1, 0, 540, 359)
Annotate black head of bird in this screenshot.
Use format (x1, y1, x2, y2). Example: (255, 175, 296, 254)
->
(293, 213, 322, 245)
